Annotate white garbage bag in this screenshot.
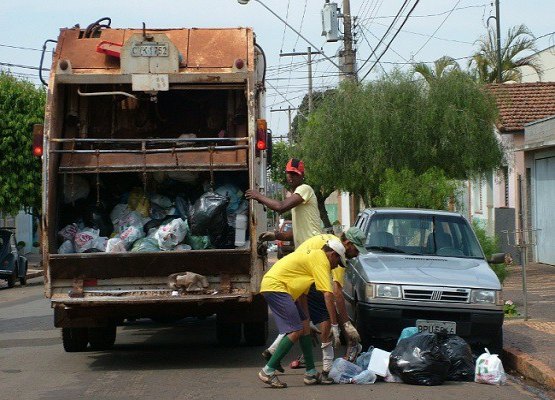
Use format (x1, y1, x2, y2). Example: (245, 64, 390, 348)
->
(74, 228, 100, 253)
(475, 349, 507, 385)
(119, 225, 145, 250)
(58, 240, 75, 254)
(106, 237, 127, 253)
(154, 218, 188, 251)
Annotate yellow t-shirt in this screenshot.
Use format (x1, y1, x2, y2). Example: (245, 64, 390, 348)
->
(260, 249, 333, 300)
(296, 234, 345, 286)
(291, 184, 321, 248)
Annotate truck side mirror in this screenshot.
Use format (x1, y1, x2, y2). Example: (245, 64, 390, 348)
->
(488, 253, 505, 264)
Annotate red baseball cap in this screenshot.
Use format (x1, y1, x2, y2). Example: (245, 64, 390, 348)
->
(285, 158, 305, 176)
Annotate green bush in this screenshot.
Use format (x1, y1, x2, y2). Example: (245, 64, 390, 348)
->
(472, 220, 508, 283)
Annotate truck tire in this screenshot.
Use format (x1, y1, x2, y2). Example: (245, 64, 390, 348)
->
(216, 321, 242, 346)
(88, 326, 117, 351)
(62, 327, 89, 352)
(6, 271, 16, 288)
(243, 321, 268, 346)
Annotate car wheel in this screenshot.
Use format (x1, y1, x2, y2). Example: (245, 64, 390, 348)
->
(6, 270, 16, 288)
(88, 326, 117, 351)
(19, 276, 27, 286)
(62, 327, 89, 352)
(243, 321, 268, 346)
(487, 328, 503, 357)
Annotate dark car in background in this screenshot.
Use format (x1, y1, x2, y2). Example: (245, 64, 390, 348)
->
(276, 220, 294, 259)
(343, 208, 505, 354)
(0, 228, 28, 288)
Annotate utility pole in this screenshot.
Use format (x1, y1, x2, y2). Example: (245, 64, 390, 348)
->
(270, 107, 297, 141)
(495, 0, 502, 83)
(342, 0, 357, 81)
(280, 48, 322, 113)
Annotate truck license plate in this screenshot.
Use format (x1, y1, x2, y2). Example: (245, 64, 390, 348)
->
(416, 319, 456, 334)
(131, 43, 169, 57)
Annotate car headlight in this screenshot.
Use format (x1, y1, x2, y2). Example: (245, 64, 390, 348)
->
(470, 289, 497, 304)
(372, 284, 401, 299)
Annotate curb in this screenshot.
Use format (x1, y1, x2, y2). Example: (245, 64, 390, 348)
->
(503, 346, 555, 390)
(26, 266, 43, 280)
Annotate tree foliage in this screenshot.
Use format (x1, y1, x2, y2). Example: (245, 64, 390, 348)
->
(468, 24, 542, 83)
(413, 56, 460, 84)
(375, 167, 457, 210)
(297, 71, 503, 206)
(0, 72, 45, 215)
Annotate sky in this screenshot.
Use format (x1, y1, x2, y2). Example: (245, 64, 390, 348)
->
(1, 0, 554, 136)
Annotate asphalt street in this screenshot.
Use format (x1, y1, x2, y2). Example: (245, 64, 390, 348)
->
(0, 277, 550, 400)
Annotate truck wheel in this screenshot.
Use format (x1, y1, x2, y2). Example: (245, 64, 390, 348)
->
(216, 321, 242, 346)
(6, 271, 16, 288)
(88, 326, 117, 351)
(62, 327, 89, 352)
(243, 321, 268, 346)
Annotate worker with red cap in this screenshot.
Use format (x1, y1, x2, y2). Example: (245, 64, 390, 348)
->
(246, 158, 321, 248)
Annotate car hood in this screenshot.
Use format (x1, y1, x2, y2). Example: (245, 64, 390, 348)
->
(354, 253, 501, 290)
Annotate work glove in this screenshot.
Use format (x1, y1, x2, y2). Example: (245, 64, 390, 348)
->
(259, 231, 276, 241)
(343, 321, 361, 343)
(331, 323, 341, 348)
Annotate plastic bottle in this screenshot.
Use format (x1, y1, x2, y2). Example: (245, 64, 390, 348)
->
(351, 370, 377, 385)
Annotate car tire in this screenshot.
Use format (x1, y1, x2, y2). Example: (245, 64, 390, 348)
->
(216, 319, 242, 346)
(6, 270, 16, 288)
(488, 328, 503, 357)
(88, 326, 117, 351)
(62, 327, 89, 352)
(277, 248, 283, 259)
(243, 321, 268, 346)
(19, 276, 27, 286)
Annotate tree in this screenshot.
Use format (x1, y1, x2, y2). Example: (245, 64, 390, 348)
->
(413, 56, 460, 84)
(375, 167, 458, 210)
(468, 24, 542, 83)
(0, 72, 45, 215)
(297, 71, 504, 206)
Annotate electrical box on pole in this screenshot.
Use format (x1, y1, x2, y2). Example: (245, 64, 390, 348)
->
(321, 2, 340, 42)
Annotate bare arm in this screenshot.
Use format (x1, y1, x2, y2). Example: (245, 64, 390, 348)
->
(333, 281, 349, 325)
(245, 189, 304, 214)
(323, 291, 338, 325)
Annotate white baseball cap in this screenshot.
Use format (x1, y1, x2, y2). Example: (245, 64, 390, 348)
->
(326, 238, 347, 267)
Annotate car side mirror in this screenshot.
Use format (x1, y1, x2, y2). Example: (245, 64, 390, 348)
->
(488, 253, 505, 264)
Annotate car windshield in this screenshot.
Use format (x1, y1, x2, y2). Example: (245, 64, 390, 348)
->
(365, 213, 484, 258)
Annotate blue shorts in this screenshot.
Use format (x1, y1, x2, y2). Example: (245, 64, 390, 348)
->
(307, 284, 330, 325)
(262, 292, 307, 334)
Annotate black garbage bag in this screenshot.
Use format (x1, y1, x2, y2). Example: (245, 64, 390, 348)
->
(389, 332, 450, 386)
(85, 204, 114, 237)
(437, 332, 475, 381)
(175, 196, 190, 220)
(210, 224, 235, 249)
(188, 191, 229, 239)
(143, 219, 164, 235)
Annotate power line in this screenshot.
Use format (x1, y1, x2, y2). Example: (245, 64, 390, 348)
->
(0, 61, 49, 71)
(356, 0, 412, 75)
(360, 0, 421, 81)
(412, 0, 461, 58)
(358, 3, 487, 22)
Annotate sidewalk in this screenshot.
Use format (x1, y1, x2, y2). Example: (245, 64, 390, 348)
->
(502, 261, 555, 390)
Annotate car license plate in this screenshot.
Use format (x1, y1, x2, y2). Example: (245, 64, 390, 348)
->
(131, 43, 169, 57)
(416, 319, 456, 334)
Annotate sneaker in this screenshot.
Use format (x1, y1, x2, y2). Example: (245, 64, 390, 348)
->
(258, 370, 287, 389)
(303, 371, 321, 385)
(261, 349, 284, 373)
(320, 371, 334, 385)
(346, 343, 363, 362)
(289, 355, 305, 369)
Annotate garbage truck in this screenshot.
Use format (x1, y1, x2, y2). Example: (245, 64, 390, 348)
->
(38, 19, 271, 352)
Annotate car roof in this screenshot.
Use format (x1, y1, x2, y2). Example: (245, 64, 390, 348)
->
(362, 208, 464, 217)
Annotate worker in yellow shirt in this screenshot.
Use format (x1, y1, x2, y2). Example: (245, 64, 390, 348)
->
(246, 158, 321, 248)
(263, 227, 368, 382)
(257, 238, 347, 389)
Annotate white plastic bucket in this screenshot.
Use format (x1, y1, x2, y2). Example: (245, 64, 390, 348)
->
(234, 214, 248, 247)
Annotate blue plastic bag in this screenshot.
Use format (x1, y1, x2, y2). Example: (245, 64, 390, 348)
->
(329, 358, 363, 384)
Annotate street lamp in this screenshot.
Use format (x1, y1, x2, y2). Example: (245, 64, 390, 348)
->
(237, 0, 341, 70)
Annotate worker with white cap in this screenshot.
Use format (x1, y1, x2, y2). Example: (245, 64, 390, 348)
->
(257, 238, 347, 389)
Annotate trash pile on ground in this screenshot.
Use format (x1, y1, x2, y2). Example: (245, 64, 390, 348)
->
(57, 174, 248, 254)
(328, 327, 506, 387)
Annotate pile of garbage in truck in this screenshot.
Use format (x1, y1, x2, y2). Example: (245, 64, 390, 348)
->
(57, 174, 249, 254)
(328, 329, 506, 386)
